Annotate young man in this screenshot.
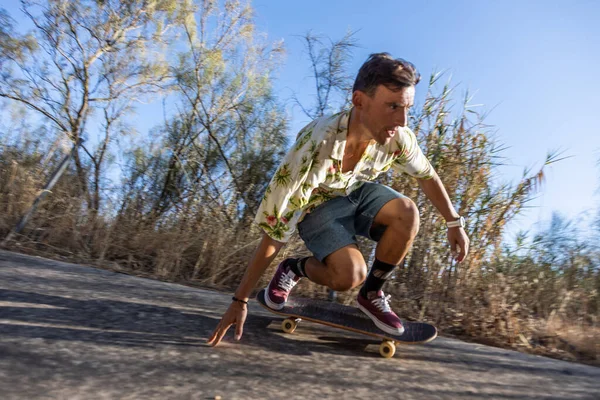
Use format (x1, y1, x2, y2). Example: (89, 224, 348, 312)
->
(208, 53, 469, 346)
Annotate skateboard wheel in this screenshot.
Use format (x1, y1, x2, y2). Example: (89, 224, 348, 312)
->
(379, 341, 396, 358)
(282, 318, 298, 333)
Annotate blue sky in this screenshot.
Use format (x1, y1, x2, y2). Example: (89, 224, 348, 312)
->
(2, 0, 599, 237)
(251, 0, 600, 236)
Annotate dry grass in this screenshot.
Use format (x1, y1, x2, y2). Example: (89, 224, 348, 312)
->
(3, 220, 598, 366)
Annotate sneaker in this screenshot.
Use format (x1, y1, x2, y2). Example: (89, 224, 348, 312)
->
(264, 258, 301, 310)
(357, 290, 405, 335)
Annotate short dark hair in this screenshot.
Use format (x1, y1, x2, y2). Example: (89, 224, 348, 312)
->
(353, 53, 420, 96)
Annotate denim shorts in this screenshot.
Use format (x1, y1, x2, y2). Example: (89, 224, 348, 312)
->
(297, 182, 405, 262)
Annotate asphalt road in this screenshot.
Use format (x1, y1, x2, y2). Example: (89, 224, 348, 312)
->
(1, 250, 599, 399)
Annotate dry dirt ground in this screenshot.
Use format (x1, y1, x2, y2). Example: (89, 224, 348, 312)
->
(1, 250, 599, 399)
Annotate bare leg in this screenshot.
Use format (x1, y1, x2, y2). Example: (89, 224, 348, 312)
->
(300, 197, 418, 293)
(372, 197, 420, 265)
(303, 245, 367, 292)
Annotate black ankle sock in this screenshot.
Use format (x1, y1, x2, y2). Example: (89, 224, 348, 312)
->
(288, 257, 309, 277)
(360, 258, 397, 297)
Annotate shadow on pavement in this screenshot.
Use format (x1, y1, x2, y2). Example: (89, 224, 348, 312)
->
(0, 288, 380, 359)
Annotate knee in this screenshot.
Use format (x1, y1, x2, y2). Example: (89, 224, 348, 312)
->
(392, 198, 420, 237)
(328, 263, 367, 292)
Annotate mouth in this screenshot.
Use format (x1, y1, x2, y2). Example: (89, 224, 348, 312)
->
(385, 127, 397, 138)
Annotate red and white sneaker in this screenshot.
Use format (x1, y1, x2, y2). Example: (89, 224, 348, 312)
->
(357, 290, 405, 335)
(264, 258, 301, 310)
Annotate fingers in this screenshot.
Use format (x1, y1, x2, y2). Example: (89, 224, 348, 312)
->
(207, 302, 248, 346)
(456, 237, 470, 263)
(207, 320, 231, 347)
(449, 230, 470, 263)
(234, 313, 247, 341)
(234, 322, 243, 341)
(457, 245, 466, 262)
(212, 327, 228, 347)
(206, 324, 220, 345)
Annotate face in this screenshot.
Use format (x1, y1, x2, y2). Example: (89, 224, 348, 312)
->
(352, 84, 415, 145)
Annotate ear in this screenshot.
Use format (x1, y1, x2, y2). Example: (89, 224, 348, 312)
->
(352, 90, 365, 109)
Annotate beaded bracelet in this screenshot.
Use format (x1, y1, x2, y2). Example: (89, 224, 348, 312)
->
(232, 296, 248, 305)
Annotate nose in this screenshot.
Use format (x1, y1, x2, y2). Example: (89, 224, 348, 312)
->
(396, 109, 408, 127)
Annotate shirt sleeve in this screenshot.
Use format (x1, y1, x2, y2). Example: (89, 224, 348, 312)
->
(391, 128, 435, 179)
(254, 121, 321, 243)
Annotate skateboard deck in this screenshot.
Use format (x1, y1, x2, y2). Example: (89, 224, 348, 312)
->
(256, 288, 437, 358)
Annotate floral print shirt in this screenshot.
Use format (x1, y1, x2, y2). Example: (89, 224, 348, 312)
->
(255, 109, 435, 243)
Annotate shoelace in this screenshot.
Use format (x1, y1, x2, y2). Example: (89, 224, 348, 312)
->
(278, 271, 298, 292)
(372, 294, 392, 313)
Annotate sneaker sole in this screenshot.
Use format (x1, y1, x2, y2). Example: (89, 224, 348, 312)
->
(263, 286, 285, 310)
(357, 302, 405, 336)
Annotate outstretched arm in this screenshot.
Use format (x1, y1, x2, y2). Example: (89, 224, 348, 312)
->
(207, 233, 285, 346)
(417, 172, 470, 262)
(208, 120, 322, 346)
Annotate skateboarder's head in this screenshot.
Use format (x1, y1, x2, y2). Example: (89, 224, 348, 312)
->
(353, 53, 420, 96)
(351, 53, 420, 144)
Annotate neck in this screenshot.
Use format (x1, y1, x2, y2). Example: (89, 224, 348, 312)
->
(347, 107, 374, 145)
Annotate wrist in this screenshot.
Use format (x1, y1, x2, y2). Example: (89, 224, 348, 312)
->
(233, 288, 251, 301)
(446, 215, 465, 229)
(231, 297, 249, 309)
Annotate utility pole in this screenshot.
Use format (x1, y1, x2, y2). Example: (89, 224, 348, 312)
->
(2, 139, 80, 246)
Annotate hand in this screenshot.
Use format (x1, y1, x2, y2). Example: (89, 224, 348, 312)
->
(207, 300, 248, 347)
(447, 227, 469, 262)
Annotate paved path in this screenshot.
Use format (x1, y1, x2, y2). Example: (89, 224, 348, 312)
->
(0, 250, 598, 399)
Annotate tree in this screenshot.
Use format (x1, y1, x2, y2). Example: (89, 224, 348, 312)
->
(0, 0, 182, 221)
(293, 31, 357, 120)
(125, 0, 287, 228)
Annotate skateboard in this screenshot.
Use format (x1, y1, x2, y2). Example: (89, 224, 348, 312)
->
(256, 288, 437, 358)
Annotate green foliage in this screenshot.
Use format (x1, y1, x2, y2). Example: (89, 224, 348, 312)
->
(0, 0, 189, 217)
(294, 30, 357, 119)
